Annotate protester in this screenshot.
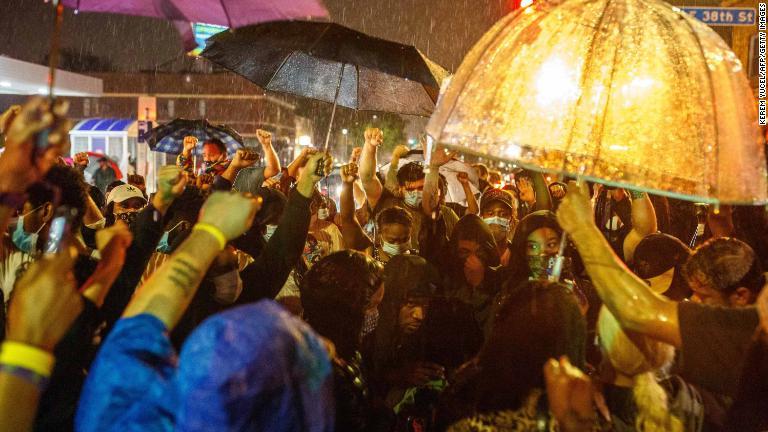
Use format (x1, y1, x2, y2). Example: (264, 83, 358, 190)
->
(359, 128, 459, 252)
(371, 255, 447, 431)
(93, 157, 117, 195)
(436, 281, 589, 431)
(557, 181, 762, 403)
(0, 165, 88, 299)
(513, 171, 553, 219)
(478, 188, 518, 267)
(301, 250, 383, 432)
(428, 214, 502, 335)
(4, 92, 768, 432)
(471, 163, 491, 193)
(597, 306, 703, 431)
(682, 237, 764, 307)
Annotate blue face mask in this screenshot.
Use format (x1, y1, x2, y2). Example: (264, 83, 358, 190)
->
(156, 221, 187, 253)
(12, 206, 45, 254)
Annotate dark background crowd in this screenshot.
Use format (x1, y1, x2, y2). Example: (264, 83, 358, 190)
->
(0, 97, 766, 432)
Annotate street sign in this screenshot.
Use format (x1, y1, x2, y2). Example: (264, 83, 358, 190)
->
(680, 7, 756, 26)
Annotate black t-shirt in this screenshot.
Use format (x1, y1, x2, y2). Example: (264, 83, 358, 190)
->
(677, 302, 759, 397)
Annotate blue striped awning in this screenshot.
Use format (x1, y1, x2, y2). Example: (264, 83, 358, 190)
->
(72, 118, 134, 132)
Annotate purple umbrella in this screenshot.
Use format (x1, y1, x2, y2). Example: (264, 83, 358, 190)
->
(41, 0, 329, 98)
(61, 0, 329, 28)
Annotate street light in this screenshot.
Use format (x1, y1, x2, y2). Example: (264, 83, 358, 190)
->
(341, 129, 349, 156)
(298, 135, 312, 146)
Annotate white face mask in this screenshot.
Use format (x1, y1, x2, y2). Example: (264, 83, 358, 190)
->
(210, 269, 243, 305)
(483, 216, 510, 230)
(263, 224, 278, 242)
(381, 240, 409, 256)
(403, 190, 423, 208)
(85, 217, 107, 230)
(317, 208, 330, 221)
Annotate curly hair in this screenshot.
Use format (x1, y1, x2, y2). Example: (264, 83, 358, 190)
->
(682, 237, 763, 296)
(376, 206, 413, 229)
(396, 161, 426, 186)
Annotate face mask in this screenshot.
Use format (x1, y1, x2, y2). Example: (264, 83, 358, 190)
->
(483, 216, 510, 229)
(210, 269, 243, 305)
(528, 254, 572, 280)
(156, 221, 187, 253)
(381, 240, 409, 256)
(262, 224, 278, 242)
(12, 208, 45, 254)
(116, 211, 139, 227)
(527, 253, 557, 279)
(317, 208, 330, 221)
(403, 190, 423, 208)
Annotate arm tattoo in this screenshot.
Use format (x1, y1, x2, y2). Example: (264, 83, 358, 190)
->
(166, 258, 201, 295)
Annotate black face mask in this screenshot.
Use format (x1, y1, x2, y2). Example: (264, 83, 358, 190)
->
(116, 211, 139, 227)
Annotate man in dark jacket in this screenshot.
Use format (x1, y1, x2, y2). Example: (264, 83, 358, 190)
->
(93, 157, 117, 195)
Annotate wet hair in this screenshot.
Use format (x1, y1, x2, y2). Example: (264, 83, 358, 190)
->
(376, 206, 413, 229)
(301, 250, 383, 360)
(449, 214, 500, 268)
(682, 237, 764, 297)
(202, 138, 227, 155)
(396, 161, 426, 186)
(598, 307, 682, 432)
(475, 281, 586, 412)
(27, 165, 88, 229)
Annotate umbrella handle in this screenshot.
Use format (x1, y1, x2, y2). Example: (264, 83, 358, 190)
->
(47, 0, 64, 100)
(547, 233, 569, 283)
(322, 64, 345, 153)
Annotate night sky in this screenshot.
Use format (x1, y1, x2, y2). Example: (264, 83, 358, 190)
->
(0, 0, 509, 72)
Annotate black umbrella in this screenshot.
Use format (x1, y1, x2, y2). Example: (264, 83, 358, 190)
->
(202, 20, 449, 151)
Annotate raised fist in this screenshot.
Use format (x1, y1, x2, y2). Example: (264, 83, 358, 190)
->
(256, 129, 272, 146)
(364, 128, 383, 147)
(182, 136, 198, 154)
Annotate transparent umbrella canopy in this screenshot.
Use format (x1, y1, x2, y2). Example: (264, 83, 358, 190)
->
(426, 0, 766, 205)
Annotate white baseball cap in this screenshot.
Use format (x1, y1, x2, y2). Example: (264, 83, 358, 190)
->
(107, 184, 147, 206)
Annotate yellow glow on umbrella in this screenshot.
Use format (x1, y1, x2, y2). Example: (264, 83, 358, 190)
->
(427, 0, 767, 205)
(535, 58, 579, 107)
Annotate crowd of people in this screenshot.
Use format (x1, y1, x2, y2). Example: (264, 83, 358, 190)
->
(0, 97, 766, 432)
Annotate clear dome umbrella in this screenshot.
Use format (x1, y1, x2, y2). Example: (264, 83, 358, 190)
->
(426, 0, 766, 206)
